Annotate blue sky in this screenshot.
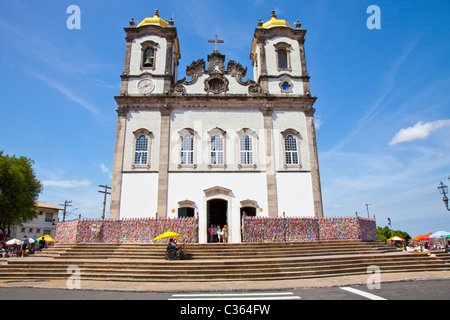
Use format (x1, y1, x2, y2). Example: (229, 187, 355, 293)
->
(0, 0, 449, 237)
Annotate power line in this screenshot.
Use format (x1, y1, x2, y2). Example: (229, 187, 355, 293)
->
(59, 200, 72, 222)
(98, 184, 111, 220)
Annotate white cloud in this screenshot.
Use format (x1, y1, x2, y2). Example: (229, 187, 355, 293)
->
(389, 119, 450, 145)
(99, 164, 113, 179)
(314, 116, 323, 130)
(42, 179, 91, 189)
(100, 164, 109, 173)
(27, 71, 99, 116)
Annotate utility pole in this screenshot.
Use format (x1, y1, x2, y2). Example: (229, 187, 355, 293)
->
(98, 185, 111, 220)
(363, 203, 371, 218)
(59, 200, 72, 222)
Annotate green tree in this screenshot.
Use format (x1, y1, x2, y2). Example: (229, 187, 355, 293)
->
(0, 151, 43, 236)
(377, 226, 411, 246)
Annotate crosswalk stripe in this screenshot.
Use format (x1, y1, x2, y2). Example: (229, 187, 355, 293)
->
(169, 292, 301, 300)
(340, 287, 387, 300)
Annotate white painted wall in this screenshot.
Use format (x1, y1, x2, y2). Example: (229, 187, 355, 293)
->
(265, 36, 303, 77)
(120, 173, 159, 219)
(168, 109, 266, 171)
(129, 35, 167, 76)
(272, 110, 310, 171)
(276, 172, 315, 217)
(122, 110, 161, 172)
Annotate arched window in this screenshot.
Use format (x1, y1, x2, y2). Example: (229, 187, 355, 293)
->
(284, 134, 298, 165)
(240, 134, 253, 165)
(143, 47, 155, 68)
(210, 134, 224, 165)
(140, 40, 158, 70)
(281, 129, 301, 168)
(134, 134, 149, 165)
(180, 134, 194, 165)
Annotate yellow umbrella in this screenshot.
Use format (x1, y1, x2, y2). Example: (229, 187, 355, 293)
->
(153, 231, 180, 241)
(37, 235, 55, 242)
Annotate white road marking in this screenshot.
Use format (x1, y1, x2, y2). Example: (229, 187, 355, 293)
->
(340, 287, 387, 300)
(170, 292, 301, 300)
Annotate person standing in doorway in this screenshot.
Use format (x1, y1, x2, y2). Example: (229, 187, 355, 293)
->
(222, 225, 228, 243)
(217, 226, 222, 243)
(213, 225, 218, 243)
(209, 225, 214, 243)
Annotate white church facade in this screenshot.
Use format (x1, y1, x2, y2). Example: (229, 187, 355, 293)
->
(109, 10, 323, 243)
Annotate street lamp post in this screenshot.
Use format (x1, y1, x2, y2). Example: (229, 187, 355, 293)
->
(363, 203, 371, 219)
(437, 181, 450, 211)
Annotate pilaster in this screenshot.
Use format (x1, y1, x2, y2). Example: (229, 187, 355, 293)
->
(157, 106, 172, 217)
(261, 107, 278, 217)
(305, 110, 323, 218)
(109, 109, 128, 219)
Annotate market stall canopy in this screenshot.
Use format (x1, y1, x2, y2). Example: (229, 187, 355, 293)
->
(5, 239, 22, 246)
(418, 233, 433, 241)
(412, 235, 424, 241)
(387, 236, 405, 242)
(429, 231, 450, 239)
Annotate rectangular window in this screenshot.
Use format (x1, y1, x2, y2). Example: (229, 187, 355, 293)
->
(278, 50, 288, 69)
(45, 213, 53, 222)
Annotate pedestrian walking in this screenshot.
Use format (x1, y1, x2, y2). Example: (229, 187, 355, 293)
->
(21, 235, 28, 257)
(38, 237, 46, 252)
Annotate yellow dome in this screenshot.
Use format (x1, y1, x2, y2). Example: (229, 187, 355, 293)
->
(262, 11, 292, 29)
(137, 10, 170, 28)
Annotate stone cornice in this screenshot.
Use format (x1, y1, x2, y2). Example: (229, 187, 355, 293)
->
(114, 94, 316, 107)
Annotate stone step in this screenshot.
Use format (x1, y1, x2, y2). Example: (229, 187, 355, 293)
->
(1, 241, 444, 282)
(1, 253, 448, 282)
(38, 241, 397, 260)
(1, 263, 448, 282)
(1, 257, 444, 274)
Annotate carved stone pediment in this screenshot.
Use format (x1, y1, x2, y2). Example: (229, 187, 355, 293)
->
(240, 199, 258, 208)
(203, 186, 232, 197)
(178, 199, 196, 208)
(170, 51, 262, 95)
(204, 72, 229, 94)
(207, 51, 226, 73)
(227, 61, 247, 81)
(186, 59, 205, 84)
(228, 60, 262, 95)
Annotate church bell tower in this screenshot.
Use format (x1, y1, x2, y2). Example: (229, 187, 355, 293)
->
(119, 10, 181, 96)
(250, 11, 311, 96)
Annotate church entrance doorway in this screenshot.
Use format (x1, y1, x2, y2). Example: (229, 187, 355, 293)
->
(240, 207, 256, 218)
(207, 199, 228, 243)
(240, 207, 256, 240)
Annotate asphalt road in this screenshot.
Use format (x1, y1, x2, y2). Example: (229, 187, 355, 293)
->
(0, 279, 449, 300)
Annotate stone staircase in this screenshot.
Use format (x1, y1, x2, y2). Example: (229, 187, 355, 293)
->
(0, 241, 449, 282)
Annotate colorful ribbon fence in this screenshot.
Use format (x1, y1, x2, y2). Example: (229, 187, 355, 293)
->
(55, 217, 199, 244)
(242, 217, 377, 242)
(56, 216, 377, 244)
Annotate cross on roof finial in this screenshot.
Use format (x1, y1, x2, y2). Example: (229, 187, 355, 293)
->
(208, 35, 224, 52)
